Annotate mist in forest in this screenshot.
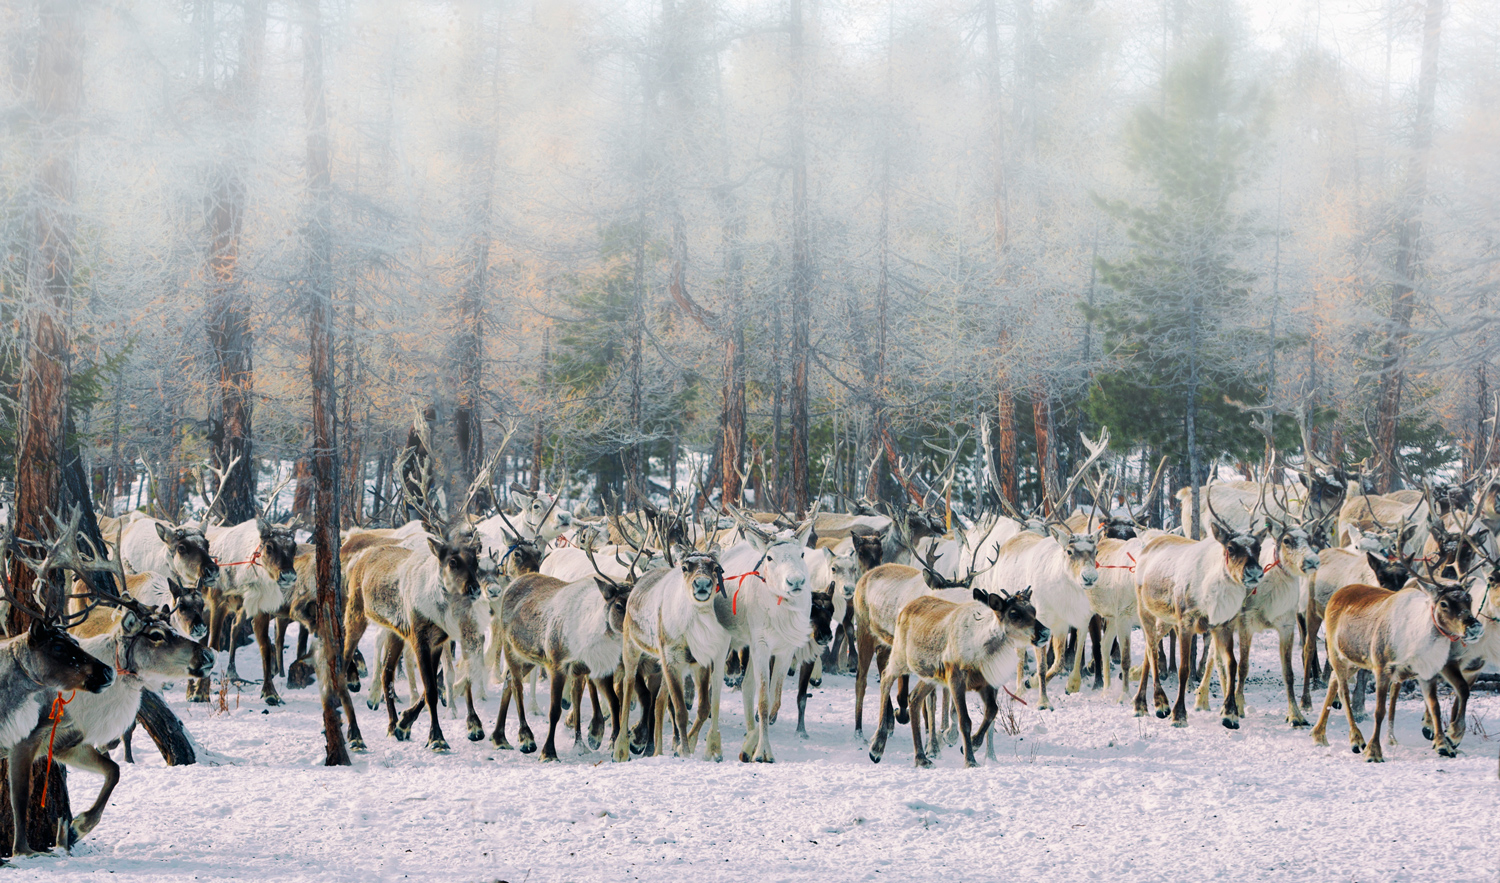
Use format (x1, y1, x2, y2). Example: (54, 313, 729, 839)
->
(2, 0, 1495, 524)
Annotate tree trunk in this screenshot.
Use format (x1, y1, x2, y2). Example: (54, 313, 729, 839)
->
(1032, 383, 1058, 514)
(302, 0, 350, 767)
(983, 0, 1007, 252)
(995, 383, 1019, 509)
(786, 0, 811, 514)
(204, 0, 266, 528)
(1373, 0, 1444, 493)
(2, 0, 85, 847)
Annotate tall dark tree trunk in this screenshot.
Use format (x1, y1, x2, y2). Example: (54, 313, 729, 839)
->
(1032, 385, 1058, 514)
(1374, 0, 1444, 493)
(302, 0, 350, 767)
(786, 0, 811, 514)
(205, 0, 266, 527)
(2, 0, 87, 848)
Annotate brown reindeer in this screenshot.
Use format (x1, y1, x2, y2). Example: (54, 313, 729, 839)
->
(1311, 573, 1482, 761)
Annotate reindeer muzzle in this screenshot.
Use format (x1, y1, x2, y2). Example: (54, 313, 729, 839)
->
(1033, 626, 1051, 647)
(191, 648, 217, 678)
(188, 621, 209, 641)
(85, 666, 115, 694)
(691, 576, 715, 601)
(1465, 620, 1485, 643)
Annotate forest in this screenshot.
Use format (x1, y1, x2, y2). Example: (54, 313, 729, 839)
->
(2, 0, 1495, 530)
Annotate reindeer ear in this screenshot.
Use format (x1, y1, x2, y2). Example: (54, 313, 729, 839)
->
(1365, 551, 1386, 576)
(1209, 521, 1232, 546)
(256, 516, 270, 536)
(594, 577, 617, 600)
(427, 536, 447, 560)
(921, 570, 941, 590)
(509, 489, 532, 511)
(168, 578, 186, 599)
(156, 521, 172, 543)
(972, 586, 986, 604)
(121, 610, 145, 635)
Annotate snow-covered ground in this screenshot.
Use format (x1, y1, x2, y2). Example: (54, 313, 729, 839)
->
(8, 633, 1500, 883)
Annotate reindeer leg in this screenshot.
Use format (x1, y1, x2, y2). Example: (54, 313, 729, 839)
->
(1194, 630, 1216, 712)
(1301, 599, 1322, 711)
(868, 658, 900, 764)
(895, 672, 912, 724)
(508, 657, 536, 754)
(1280, 622, 1308, 727)
(60, 743, 119, 845)
(1216, 624, 1240, 730)
(342, 590, 367, 695)
(1390, 675, 1404, 745)
(1311, 661, 1342, 747)
(739, 648, 763, 762)
(951, 674, 977, 767)
(586, 678, 605, 750)
(908, 682, 935, 768)
(599, 673, 623, 750)
(1089, 615, 1105, 690)
(8, 735, 41, 856)
(612, 648, 640, 763)
(1365, 668, 1389, 762)
(853, 628, 877, 740)
(705, 660, 725, 763)
(1118, 625, 1134, 705)
(1067, 622, 1087, 695)
(416, 638, 449, 751)
(1440, 661, 1470, 747)
(540, 664, 566, 762)
(1171, 627, 1192, 726)
(1423, 675, 1458, 758)
(253, 613, 284, 706)
(796, 660, 814, 740)
(382, 636, 404, 738)
(1133, 614, 1159, 718)
(661, 656, 692, 757)
(464, 682, 484, 742)
(1341, 664, 1367, 755)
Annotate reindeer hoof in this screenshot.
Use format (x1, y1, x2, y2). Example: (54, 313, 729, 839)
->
(587, 729, 603, 751)
(1221, 716, 1239, 730)
(263, 693, 284, 707)
(1289, 717, 1310, 729)
(392, 726, 411, 742)
(491, 735, 513, 750)
(895, 708, 910, 725)
(1437, 742, 1458, 758)
(467, 724, 484, 742)
(428, 736, 450, 752)
(798, 728, 809, 740)
(914, 755, 932, 769)
(519, 739, 537, 755)
(1422, 725, 1435, 741)
(809, 676, 822, 688)
(1350, 743, 1363, 754)
(349, 736, 367, 752)
(739, 750, 752, 762)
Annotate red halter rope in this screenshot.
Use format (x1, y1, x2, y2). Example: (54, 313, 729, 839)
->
(40, 690, 76, 809)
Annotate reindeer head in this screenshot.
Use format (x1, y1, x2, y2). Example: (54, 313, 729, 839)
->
(680, 552, 724, 603)
(21, 619, 114, 694)
(154, 522, 219, 589)
(427, 531, 482, 601)
(850, 529, 883, 571)
(745, 523, 814, 599)
(831, 553, 861, 600)
(116, 606, 215, 680)
(972, 586, 1050, 647)
(1417, 578, 1483, 645)
(1050, 524, 1102, 588)
(809, 589, 835, 646)
(1101, 517, 1139, 541)
(509, 487, 572, 542)
(1363, 550, 1413, 591)
(1210, 521, 1266, 588)
(594, 577, 634, 637)
(255, 517, 301, 592)
(1266, 519, 1320, 575)
(1474, 567, 1500, 631)
(165, 577, 209, 640)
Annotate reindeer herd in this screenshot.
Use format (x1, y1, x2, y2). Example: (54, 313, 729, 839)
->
(2, 420, 1499, 862)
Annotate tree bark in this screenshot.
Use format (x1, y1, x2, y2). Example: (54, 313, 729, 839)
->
(1032, 383, 1058, 515)
(1374, 0, 1444, 493)
(2, 0, 86, 847)
(203, 0, 266, 528)
(786, 0, 811, 514)
(302, 0, 350, 767)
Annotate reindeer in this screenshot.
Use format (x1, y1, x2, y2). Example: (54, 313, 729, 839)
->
(204, 515, 300, 705)
(18, 602, 212, 851)
(118, 518, 219, 598)
(490, 545, 642, 759)
(614, 552, 730, 762)
(978, 429, 1110, 708)
(1300, 549, 1413, 713)
(1311, 571, 1483, 761)
(707, 514, 817, 764)
(1196, 510, 1321, 727)
(341, 526, 487, 750)
(1133, 488, 1266, 729)
(867, 587, 1050, 768)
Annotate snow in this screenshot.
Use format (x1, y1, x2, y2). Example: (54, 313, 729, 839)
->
(7, 634, 1500, 882)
